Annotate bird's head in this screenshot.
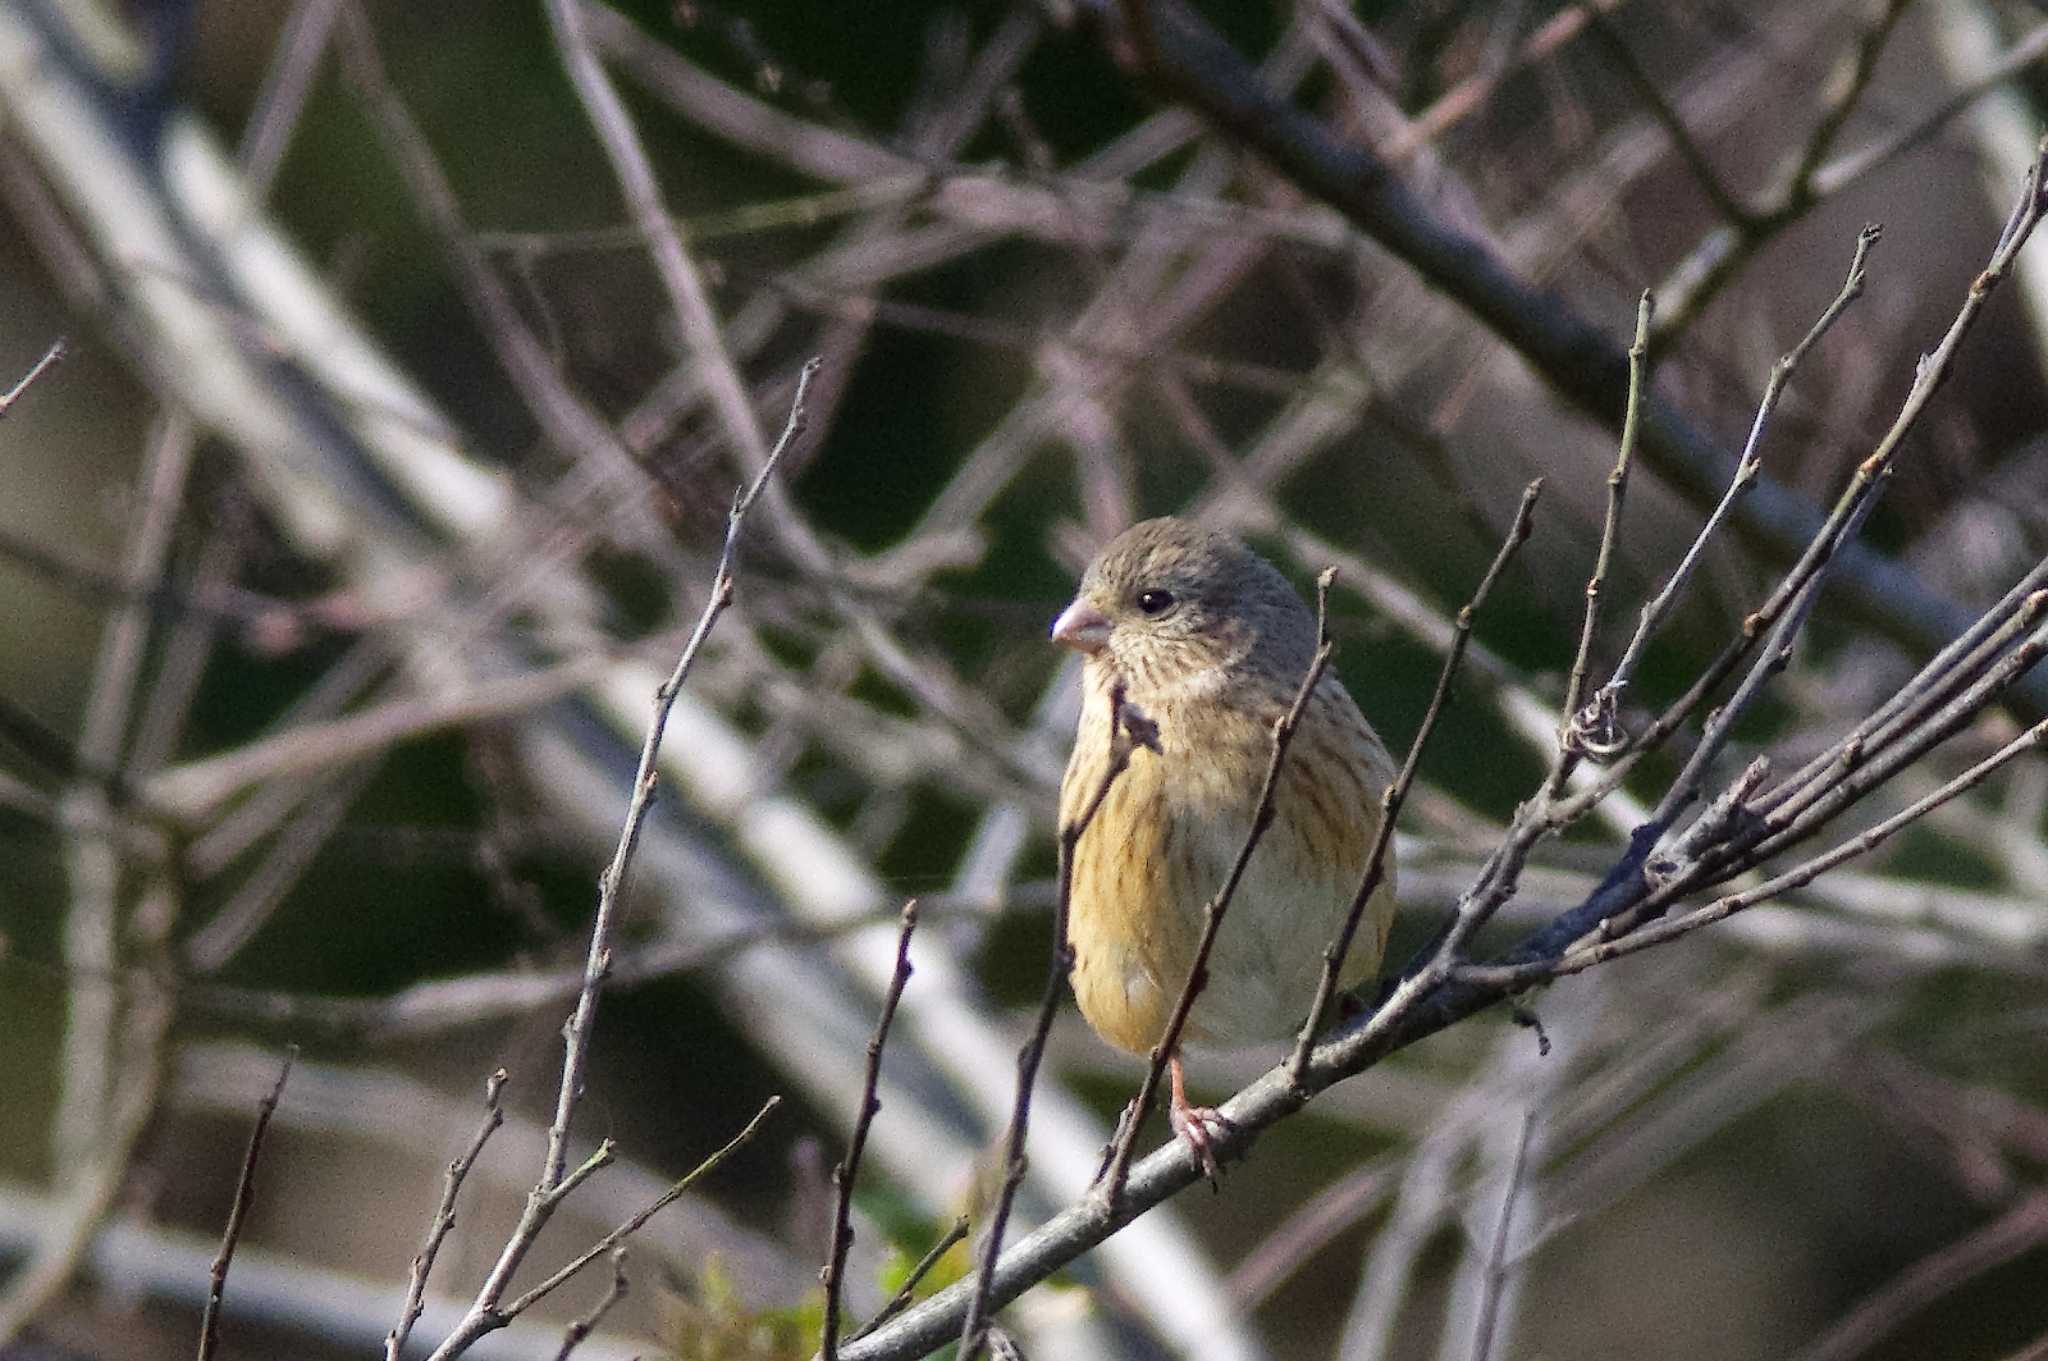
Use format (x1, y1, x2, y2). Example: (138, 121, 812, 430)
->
(1051, 517, 1316, 694)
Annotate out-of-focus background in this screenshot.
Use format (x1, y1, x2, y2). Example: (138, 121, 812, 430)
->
(2, 1, 2047, 1358)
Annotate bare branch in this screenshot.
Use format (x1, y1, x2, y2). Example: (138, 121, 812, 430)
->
(1646, 492, 1877, 831)
(1789, 1192, 2048, 1361)
(236, 0, 344, 198)
(548, 1250, 628, 1361)
(1651, 146, 2046, 829)
(542, 355, 813, 1193)
(1557, 292, 1651, 771)
(1760, 578, 2048, 818)
(1585, 14, 1750, 228)
(848, 1217, 970, 1344)
(0, 336, 66, 417)
(1812, 19, 2048, 201)
(1465, 718, 2048, 991)
(196, 1048, 295, 1361)
(1652, 0, 1912, 343)
(1095, 0, 2048, 712)
(148, 656, 613, 818)
(386, 1070, 508, 1361)
(1290, 480, 1541, 1080)
(497, 1097, 780, 1324)
(1596, 225, 1880, 724)
(1466, 1111, 1535, 1361)
(419, 361, 816, 1361)
(1752, 622, 2048, 863)
(821, 901, 921, 1361)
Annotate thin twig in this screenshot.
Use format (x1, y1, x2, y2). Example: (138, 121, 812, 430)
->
(821, 901, 921, 1361)
(1596, 226, 1880, 724)
(1107, 0, 2047, 713)
(544, 0, 770, 475)
(1590, 611, 2048, 950)
(236, 0, 344, 199)
(1464, 718, 2048, 990)
(1289, 480, 1542, 1082)
(1557, 293, 1651, 771)
(1572, 173, 2028, 848)
(851, 1211, 970, 1342)
(1100, 569, 1340, 1201)
(182, 889, 1041, 1037)
(0, 337, 66, 417)
(386, 1069, 508, 1361)
(1651, 0, 1911, 345)
(848, 1216, 971, 1344)
(1648, 493, 1878, 830)
(498, 1096, 781, 1322)
(1648, 140, 2047, 823)
(1466, 1111, 1535, 1361)
(545, 355, 813, 1193)
(1788, 1192, 2048, 1361)
(1585, 15, 1750, 228)
(958, 687, 1154, 1361)
(1810, 19, 2048, 203)
(1759, 576, 2048, 817)
(148, 655, 615, 818)
(196, 1048, 295, 1361)
(420, 362, 816, 1361)
(548, 1249, 628, 1361)
(1756, 621, 2048, 855)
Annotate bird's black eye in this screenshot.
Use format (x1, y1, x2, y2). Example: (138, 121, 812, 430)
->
(1136, 588, 1175, 615)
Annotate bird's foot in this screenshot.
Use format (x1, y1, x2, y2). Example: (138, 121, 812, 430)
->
(1168, 1095, 1234, 1190)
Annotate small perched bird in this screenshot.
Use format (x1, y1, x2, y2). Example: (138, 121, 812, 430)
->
(1051, 517, 1398, 1177)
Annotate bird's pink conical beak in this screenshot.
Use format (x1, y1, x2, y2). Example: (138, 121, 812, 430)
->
(1051, 598, 1112, 655)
